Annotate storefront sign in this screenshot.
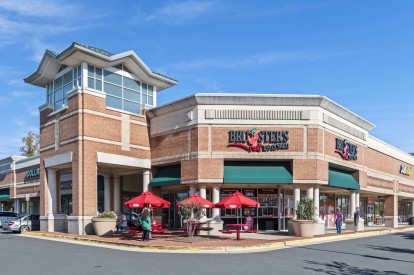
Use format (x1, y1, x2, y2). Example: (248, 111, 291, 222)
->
(26, 168, 40, 178)
(335, 138, 357, 161)
(228, 128, 289, 152)
(400, 165, 412, 176)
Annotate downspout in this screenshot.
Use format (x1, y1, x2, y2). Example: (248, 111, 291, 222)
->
(81, 85, 85, 234)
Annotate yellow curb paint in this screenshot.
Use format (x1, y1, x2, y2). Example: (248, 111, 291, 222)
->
(23, 228, 414, 252)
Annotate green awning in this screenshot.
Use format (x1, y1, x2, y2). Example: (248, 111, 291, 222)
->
(0, 188, 10, 200)
(329, 169, 360, 190)
(224, 161, 293, 184)
(150, 165, 181, 187)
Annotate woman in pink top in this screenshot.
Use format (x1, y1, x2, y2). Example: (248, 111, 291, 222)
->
(335, 207, 343, 234)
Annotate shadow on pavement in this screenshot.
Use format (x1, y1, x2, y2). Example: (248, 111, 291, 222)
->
(365, 244, 414, 255)
(304, 260, 408, 275)
(299, 247, 414, 265)
(395, 232, 414, 240)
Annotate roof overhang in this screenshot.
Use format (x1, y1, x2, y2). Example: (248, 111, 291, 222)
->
(24, 43, 177, 91)
(146, 93, 375, 131)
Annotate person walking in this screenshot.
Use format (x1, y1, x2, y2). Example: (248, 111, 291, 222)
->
(335, 207, 343, 234)
(140, 208, 151, 242)
(354, 207, 360, 232)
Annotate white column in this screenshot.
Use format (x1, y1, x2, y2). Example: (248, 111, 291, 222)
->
(47, 169, 57, 215)
(307, 186, 314, 200)
(356, 192, 360, 209)
(411, 201, 414, 217)
(350, 192, 356, 218)
(103, 175, 110, 212)
(199, 185, 206, 199)
(314, 186, 320, 220)
(199, 185, 207, 220)
(113, 176, 121, 213)
(294, 186, 300, 220)
(212, 185, 220, 220)
(142, 170, 150, 192)
(189, 186, 197, 196)
(14, 199, 21, 214)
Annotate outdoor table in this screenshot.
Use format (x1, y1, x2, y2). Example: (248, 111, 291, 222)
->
(226, 223, 248, 240)
(185, 221, 206, 236)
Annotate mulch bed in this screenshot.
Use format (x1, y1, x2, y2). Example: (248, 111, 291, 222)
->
(33, 231, 279, 247)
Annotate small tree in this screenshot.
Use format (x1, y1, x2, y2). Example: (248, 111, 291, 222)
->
(178, 201, 204, 238)
(295, 198, 316, 221)
(20, 131, 39, 157)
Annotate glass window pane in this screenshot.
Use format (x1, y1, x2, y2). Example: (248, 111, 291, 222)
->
(106, 95, 122, 110)
(63, 71, 72, 85)
(104, 82, 122, 97)
(77, 65, 82, 77)
(142, 95, 147, 105)
(123, 100, 139, 114)
(88, 65, 94, 77)
(148, 85, 153, 94)
(104, 70, 122, 85)
(63, 97, 68, 106)
(54, 100, 63, 110)
(114, 64, 123, 70)
(96, 68, 102, 78)
(142, 83, 147, 95)
(63, 83, 72, 94)
(96, 80, 102, 91)
(54, 76, 62, 90)
(54, 88, 63, 101)
(123, 77, 140, 91)
(148, 95, 153, 106)
(88, 77, 94, 89)
(124, 88, 140, 102)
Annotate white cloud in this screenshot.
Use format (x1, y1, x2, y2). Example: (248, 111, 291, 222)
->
(145, 1, 215, 25)
(160, 50, 334, 71)
(0, 0, 79, 18)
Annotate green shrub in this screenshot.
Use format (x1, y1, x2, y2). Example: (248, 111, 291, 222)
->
(94, 211, 117, 219)
(295, 198, 316, 221)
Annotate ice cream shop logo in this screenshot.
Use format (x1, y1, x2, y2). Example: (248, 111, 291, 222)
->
(335, 138, 357, 161)
(227, 128, 289, 153)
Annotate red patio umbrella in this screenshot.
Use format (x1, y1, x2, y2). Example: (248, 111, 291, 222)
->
(214, 191, 260, 209)
(177, 194, 214, 208)
(215, 192, 260, 224)
(124, 191, 170, 209)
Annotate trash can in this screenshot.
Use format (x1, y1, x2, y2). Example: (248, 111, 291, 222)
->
(408, 217, 414, 225)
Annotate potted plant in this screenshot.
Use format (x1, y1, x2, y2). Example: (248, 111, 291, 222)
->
(91, 211, 117, 236)
(291, 198, 317, 237)
(178, 201, 204, 238)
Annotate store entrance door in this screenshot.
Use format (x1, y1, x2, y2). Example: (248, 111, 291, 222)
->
(162, 192, 188, 228)
(279, 190, 294, 231)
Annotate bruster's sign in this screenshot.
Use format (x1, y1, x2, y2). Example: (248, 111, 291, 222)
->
(228, 128, 289, 152)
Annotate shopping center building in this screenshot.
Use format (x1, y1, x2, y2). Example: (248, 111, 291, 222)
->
(1, 42, 413, 235)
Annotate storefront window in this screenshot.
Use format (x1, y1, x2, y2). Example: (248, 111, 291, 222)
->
(320, 193, 336, 228)
(398, 201, 412, 223)
(257, 189, 278, 217)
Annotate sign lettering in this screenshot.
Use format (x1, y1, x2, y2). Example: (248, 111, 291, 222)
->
(335, 138, 358, 161)
(26, 168, 40, 178)
(228, 128, 289, 153)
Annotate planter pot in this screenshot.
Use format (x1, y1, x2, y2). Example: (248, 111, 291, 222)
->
(91, 218, 117, 236)
(290, 220, 317, 237)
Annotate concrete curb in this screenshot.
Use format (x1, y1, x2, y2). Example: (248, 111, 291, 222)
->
(22, 227, 414, 253)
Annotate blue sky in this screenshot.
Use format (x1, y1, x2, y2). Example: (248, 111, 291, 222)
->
(0, 0, 413, 158)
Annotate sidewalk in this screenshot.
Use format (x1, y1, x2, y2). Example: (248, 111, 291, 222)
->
(22, 226, 414, 253)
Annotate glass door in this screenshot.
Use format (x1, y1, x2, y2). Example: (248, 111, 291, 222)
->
(162, 192, 188, 228)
